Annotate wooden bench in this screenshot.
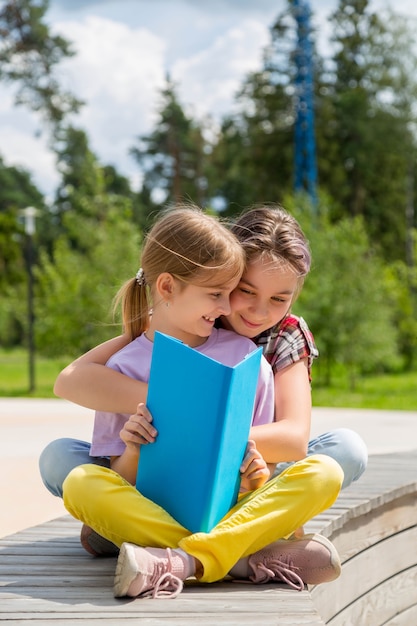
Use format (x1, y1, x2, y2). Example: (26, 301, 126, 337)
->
(1, 450, 416, 625)
(307, 450, 417, 625)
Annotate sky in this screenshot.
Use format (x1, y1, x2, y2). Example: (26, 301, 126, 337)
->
(1, 0, 416, 199)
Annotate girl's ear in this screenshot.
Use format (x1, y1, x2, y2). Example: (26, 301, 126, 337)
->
(155, 272, 176, 304)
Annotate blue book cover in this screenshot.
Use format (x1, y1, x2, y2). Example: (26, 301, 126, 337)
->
(136, 331, 262, 533)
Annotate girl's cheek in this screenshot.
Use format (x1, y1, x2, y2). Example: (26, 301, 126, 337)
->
(229, 292, 246, 310)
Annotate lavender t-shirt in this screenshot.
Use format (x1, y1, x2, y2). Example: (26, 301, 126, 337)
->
(90, 327, 274, 457)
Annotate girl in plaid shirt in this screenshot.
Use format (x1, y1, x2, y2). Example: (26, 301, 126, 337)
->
(221, 206, 367, 486)
(41, 205, 367, 553)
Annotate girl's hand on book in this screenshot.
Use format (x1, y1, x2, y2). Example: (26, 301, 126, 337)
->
(120, 402, 158, 449)
(239, 440, 270, 493)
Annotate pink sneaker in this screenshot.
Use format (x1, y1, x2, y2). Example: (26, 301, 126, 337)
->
(247, 534, 341, 591)
(114, 543, 187, 599)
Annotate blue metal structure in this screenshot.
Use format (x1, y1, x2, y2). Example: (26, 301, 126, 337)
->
(291, 0, 317, 205)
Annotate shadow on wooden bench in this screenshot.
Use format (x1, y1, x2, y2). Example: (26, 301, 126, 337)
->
(0, 450, 416, 625)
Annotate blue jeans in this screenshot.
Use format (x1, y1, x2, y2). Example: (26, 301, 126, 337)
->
(39, 428, 367, 498)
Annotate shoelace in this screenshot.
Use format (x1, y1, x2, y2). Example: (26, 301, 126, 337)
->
(252, 558, 304, 592)
(142, 549, 184, 599)
(148, 572, 184, 599)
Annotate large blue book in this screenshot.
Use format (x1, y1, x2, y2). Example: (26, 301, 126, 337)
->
(136, 331, 262, 533)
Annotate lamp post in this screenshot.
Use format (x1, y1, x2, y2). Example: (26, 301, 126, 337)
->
(21, 206, 38, 393)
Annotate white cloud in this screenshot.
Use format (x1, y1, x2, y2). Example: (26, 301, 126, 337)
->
(56, 16, 166, 105)
(54, 15, 167, 180)
(173, 20, 269, 119)
(0, 86, 58, 196)
(1, 123, 59, 199)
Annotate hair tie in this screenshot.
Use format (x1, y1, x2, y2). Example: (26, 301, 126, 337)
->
(135, 268, 146, 286)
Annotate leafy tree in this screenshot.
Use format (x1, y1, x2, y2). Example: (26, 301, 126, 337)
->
(0, 206, 23, 290)
(32, 125, 150, 357)
(0, 123, 150, 355)
(0, 156, 44, 214)
(291, 205, 399, 387)
(34, 199, 141, 357)
(52, 125, 149, 242)
(0, 0, 82, 133)
(0, 156, 45, 290)
(208, 0, 417, 263)
(130, 77, 208, 212)
(0, 151, 50, 347)
(0, 205, 26, 348)
(102, 164, 150, 232)
(0, 0, 85, 347)
(319, 0, 417, 262)
(384, 255, 417, 370)
(54, 126, 104, 216)
(208, 7, 297, 213)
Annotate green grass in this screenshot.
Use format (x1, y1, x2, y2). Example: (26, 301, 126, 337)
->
(312, 370, 417, 410)
(0, 348, 70, 398)
(1, 348, 416, 410)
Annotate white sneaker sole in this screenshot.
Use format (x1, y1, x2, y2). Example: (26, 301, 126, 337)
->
(114, 542, 141, 597)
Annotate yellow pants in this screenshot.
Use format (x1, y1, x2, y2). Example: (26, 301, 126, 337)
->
(63, 454, 343, 583)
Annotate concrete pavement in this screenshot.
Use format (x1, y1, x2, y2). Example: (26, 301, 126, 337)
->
(1, 398, 417, 539)
(1, 399, 93, 538)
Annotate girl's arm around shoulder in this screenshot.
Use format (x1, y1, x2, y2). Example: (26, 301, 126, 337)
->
(54, 334, 148, 414)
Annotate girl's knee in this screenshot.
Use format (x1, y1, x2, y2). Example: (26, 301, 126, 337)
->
(337, 428, 368, 473)
(63, 464, 108, 510)
(39, 438, 95, 498)
(307, 454, 344, 499)
(62, 465, 90, 510)
(63, 464, 125, 511)
(308, 428, 367, 490)
(329, 428, 368, 487)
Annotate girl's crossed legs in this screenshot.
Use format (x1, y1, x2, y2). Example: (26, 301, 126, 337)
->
(63, 453, 343, 597)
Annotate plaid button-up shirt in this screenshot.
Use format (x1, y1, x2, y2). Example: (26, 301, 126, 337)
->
(254, 315, 318, 380)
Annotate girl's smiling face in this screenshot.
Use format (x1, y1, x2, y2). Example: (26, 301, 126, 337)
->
(222, 257, 299, 339)
(148, 274, 240, 348)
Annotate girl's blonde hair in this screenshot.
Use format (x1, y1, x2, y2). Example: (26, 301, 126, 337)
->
(230, 205, 311, 299)
(115, 205, 245, 339)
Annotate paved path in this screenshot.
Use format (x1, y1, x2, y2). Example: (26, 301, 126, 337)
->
(1, 398, 416, 539)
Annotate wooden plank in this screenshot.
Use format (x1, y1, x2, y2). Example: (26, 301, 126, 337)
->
(304, 450, 417, 537)
(326, 566, 417, 626)
(311, 527, 417, 622)
(323, 491, 416, 562)
(0, 585, 325, 624)
(384, 603, 417, 626)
